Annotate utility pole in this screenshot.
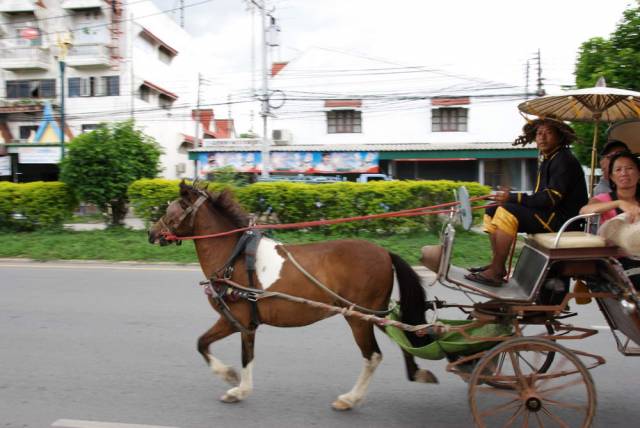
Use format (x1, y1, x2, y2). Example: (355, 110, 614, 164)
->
(179, 0, 185, 28)
(259, 0, 270, 178)
(525, 60, 530, 100)
(130, 13, 135, 120)
(536, 49, 544, 96)
(194, 73, 202, 150)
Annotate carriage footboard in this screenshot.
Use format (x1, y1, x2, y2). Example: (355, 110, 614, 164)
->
(596, 296, 640, 355)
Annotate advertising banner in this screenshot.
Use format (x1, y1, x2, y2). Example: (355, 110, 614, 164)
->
(197, 151, 379, 176)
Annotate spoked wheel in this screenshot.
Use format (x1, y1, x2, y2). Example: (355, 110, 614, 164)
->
(469, 337, 596, 428)
(485, 323, 556, 390)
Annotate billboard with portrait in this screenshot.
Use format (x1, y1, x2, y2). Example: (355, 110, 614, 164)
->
(197, 151, 378, 176)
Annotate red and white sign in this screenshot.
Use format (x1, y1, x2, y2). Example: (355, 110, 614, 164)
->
(20, 27, 40, 40)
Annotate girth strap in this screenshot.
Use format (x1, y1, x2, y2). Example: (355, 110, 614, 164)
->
(210, 230, 263, 330)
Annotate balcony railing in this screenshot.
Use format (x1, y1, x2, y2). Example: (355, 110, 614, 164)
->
(0, 46, 50, 71)
(65, 43, 111, 68)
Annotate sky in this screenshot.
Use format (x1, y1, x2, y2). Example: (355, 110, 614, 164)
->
(151, 0, 634, 133)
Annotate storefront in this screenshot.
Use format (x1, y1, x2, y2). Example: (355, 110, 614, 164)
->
(189, 143, 539, 190)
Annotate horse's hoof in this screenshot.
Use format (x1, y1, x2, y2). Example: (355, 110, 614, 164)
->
(331, 399, 353, 411)
(223, 368, 240, 386)
(414, 369, 439, 384)
(220, 393, 241, 403)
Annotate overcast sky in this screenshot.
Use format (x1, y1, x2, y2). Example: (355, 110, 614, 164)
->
(151, 0, 633, 132)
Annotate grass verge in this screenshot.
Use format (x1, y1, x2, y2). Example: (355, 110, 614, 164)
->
(0, 227, 492, 267)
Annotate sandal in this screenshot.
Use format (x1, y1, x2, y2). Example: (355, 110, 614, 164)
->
(464, 271, 504, 287)
(467, 265, 490, 273)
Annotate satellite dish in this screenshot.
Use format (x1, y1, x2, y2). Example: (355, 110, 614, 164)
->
(456, 186, 472, 230)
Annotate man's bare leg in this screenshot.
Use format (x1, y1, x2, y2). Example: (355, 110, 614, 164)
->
(480, 229, 513, 282)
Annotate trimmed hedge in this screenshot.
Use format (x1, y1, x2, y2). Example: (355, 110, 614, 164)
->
(128, 179, 490, 234)
(0, 181, 77, 231)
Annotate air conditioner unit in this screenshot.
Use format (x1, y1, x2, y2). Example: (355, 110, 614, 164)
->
(272, 129, 292, 145)
(175, 162, 186, 174)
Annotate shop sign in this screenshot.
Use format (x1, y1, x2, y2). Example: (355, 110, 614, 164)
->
(18, 147, 61, 164)
(0, 156, 11, 176)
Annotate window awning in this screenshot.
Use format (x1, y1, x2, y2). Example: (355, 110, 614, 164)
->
(325, 99, 362, 109)
(140, 28, 178, 57)
(431, 97, 470, 107)
(0, 1, 37, 13)
(142, 80, 178, 101)
(61, 0, 103, 10)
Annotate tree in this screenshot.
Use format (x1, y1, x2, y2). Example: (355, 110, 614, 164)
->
(60, 121, 162, 226)
(573, 2, 640, 164)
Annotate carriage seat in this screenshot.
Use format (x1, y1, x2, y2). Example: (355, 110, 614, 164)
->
(529, 231, 606, 249)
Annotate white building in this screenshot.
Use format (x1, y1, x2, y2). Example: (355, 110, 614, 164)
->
(192, 48, 540, 190)
(0, 0, 204, 181)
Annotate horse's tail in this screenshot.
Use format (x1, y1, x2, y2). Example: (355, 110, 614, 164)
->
(389, 252, 430, 347)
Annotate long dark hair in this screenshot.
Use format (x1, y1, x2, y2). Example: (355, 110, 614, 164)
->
(608, 151, 640, 201)
(513, 117, 577, 147)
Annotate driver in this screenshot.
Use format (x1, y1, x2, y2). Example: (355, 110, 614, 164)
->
(465, 118, 588, 286)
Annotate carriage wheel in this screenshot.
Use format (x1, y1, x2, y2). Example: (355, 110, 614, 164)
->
(485, 323, 556, 390)
(468, 337, 596, 428)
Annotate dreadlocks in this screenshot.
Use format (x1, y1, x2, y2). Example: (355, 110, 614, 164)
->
(513, 118, 577, 147)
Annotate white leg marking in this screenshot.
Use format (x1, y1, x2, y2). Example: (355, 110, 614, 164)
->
(221, 361, 254, 403)
(335, 352, 382, 409)
(207, 353, 239, 385)
(255, 238, 285, 288)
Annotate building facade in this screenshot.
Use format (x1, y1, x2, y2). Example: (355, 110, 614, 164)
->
(0, 0, 201, 182)
(192, 48, 540, 190)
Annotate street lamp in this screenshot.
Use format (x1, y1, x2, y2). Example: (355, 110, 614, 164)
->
(56, 33, 73, 160)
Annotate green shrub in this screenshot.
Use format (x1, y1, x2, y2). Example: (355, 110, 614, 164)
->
(0, 181, 77, 231)
(130, 178, 491, 234)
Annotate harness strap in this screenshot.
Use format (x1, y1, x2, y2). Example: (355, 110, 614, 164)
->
(204, 280, 254, 334)
(279, 246, 393, 316)
(210, 230, 264, 330)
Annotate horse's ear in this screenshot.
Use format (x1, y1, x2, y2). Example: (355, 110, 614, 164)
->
(179, 179, 189, 197)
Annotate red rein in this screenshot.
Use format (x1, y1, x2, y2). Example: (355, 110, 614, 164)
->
(161, 195, 496, 242)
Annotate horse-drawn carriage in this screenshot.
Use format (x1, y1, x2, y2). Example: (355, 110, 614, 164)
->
(148, 182, 640, 428)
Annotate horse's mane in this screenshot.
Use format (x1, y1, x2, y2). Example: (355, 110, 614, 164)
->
(182, 183, 250, 228)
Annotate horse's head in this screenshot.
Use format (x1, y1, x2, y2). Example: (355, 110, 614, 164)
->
(148, 181, 209, 246)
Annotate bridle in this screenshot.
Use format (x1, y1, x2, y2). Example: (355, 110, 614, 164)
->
(158, 190, 209, 238)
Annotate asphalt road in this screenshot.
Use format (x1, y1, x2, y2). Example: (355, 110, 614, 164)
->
(1, 260, 639, 428)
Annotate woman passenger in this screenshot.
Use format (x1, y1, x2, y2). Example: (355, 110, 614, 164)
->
(580, 151, 640, 288)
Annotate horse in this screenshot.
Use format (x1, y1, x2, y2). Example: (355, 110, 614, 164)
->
(148, 181, 437, 410)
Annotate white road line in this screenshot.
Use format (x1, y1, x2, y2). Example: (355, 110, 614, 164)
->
(52, 420, 180, 428)
(591, 325, 612, 330)
(0, 262, 200, 272)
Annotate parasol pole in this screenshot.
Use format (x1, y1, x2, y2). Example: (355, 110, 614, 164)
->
(589, 118, 600, 198)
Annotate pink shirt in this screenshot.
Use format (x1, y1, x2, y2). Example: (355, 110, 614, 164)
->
(593, 193, 619, 224)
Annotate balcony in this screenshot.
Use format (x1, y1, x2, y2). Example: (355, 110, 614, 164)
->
(61, 0, 105, 9)
(65, 43, 111, 68)
(0, 1, 37, 13)
(0, 46, 50, 71)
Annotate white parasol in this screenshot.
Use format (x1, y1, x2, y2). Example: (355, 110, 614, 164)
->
(518, 77, 640, 194)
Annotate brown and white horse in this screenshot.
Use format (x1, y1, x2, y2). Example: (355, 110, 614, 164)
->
(148, 182, 436, 410)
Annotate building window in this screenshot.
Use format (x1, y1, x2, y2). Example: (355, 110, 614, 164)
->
(327, 110, 362, 134)
(19, 126, 38, 140)
(6, 79, 55, 99)
(105, 76, 119, 96)
(68, 78, 81, 97)
(431, 107, 468, 132)
(159, 94, 173, 109)
(81, 124, 99, 133)
(139, 85, 150, 102)
(158, 46, 173, 64)
(68, 76, 119, 98)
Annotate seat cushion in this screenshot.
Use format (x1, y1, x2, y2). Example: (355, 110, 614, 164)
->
(530, 231, 606, 249)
